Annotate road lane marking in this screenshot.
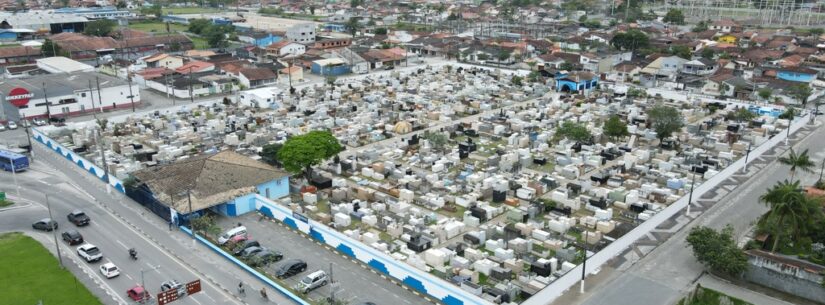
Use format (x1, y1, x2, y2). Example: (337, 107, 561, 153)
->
(115, 239, 130, 250)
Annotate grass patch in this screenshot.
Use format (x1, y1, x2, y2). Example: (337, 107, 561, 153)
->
(0, 43, 21, 48)
(163, 7, 222, 14)
(0, 232, 103, 305)
(0, 199, 12, 207)
(678, 285, 753, 305)
(477, 272, 488, 285)
(128, 21, 188, 33)
(188, 36, 210, 50)
(528, 161, 555, 173)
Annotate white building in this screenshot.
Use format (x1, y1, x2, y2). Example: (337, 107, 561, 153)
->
(266, 41, 306, 57)
(238, 87, 283, 109)
(36, 57, 95, 74)
(286, 23, 316, 44)
(0, 72, 140, 121)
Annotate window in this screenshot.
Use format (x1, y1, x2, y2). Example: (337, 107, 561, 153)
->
(81, 93, 86, 97)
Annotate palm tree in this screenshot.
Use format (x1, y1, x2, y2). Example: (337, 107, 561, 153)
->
(758, 180, 809, 252)
(778, 148, 815, 181)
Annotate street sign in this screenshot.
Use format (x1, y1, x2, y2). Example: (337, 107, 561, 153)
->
(292, 211, 309, 223)
(7, 87, 33, 107)
(186, 279, 201, 295)
(157, 289, 179, 305)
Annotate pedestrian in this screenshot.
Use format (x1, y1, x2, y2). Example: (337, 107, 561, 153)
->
(168, 220, 173, 231)
(238, 282, 245, 296)
(260, 287, 267, 300)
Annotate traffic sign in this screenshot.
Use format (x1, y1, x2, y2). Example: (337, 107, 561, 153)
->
(157, 289, 179, 305)
(186, 279, 202, 295)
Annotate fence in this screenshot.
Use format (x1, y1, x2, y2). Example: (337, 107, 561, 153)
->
(250, 194, 495, 305)
(521, 114, 812, 305)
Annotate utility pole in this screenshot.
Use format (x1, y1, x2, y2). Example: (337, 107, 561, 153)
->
(743, 142, 752, 173)
(42, 82, 51, 123)
(88, 80, 97, 119)
(46, 195, 64, 268)
(819, 157, 825, 183)
(95, 128, 111, 194)
(187, 189, 195, 246)
(95, 76, 103, 113)
(127, 72, 136, 112)
(188, 67, 194, 104)
(579, 230, 588, 293)
(9, 157, 19, 196)
(687, 167, 696, 215)
(165, 72, 174, 105)
(24, 124, 33, 161)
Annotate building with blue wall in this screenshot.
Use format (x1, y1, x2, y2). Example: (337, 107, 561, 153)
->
(324, 23, 346, 32)
(130, 150, 290, 220)
(556, 71, 598, 93)
(311, 58, 350, 76)
(776, 67, 817, 83)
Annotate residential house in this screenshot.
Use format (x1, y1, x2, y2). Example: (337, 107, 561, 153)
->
(278, 66, 304, 86)
(238, 67, 277, 88)
(710, 19, 740, 33)
(639, 55, 688, 88)
(313, 38, 352, 49)
(608, 61, 641, 82)
(359, 49, 404, 70)
(0, 45, 42, 65)
(311, 58, 350, 76)
(238, 31, 282, 48)
(722, 76, 756, 100)
(681, 58, 717, 76)
(556, 71, 598, 93)
(175, 61, 215, 74)
(330, 48, 368, 74)
(266, 41, 306, 58)
(286, 23, 316, 44)
(142, 53, 184, 70)
(235, 46, 268, 63)
(702, 72, 735, 96)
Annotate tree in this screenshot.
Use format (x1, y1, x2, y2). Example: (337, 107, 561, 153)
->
(700, 48, 714, 59)
(604, 115, 629, 141)
(733, 108, 758, 123)
(610, 30, 649, 51)
(511, 75, 523, 86)
(188, 19, 212, 35)
(190, 214, 222, 238)
(647, 104, 684, 142)
(84, 19, 117, 37)
(758, 88, 772, 101)
(778, 148, 815, 181)
(778, 107, 796, 120)
(203, 25, 230, 49)
(447, 12, 459, 20)
(692, 20, 709, 32)
(346, 17, 360, 36)
(115, 0, 127, 9)
(422, 131, 448, 152)
(278, 130, 343, 180)
(497, 49, 512, 62)
(686, 225, 748, 276)
(669, 45, 692, 59)
(786, 84, 812, 105)
(350, 0, 363, 8)
(627, 87, 647, 98)
(809, 28, 824, 37)
(140, 4, 162, 17)
(559, 61, 574, 71)
(374, 27, 388, 35)
(555, 121, 592, 142)
(759, 180, 815, 252)
(259, 143, 283, 166)
(41, 39, 61, 57)
(663, 9, 685, 25)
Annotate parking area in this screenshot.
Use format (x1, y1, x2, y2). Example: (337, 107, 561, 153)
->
(216, 214, 433, 305)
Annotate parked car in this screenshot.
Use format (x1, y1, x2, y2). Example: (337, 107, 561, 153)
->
(247, 249, 283, 267)
(61, 230, 84, 245)
(127, 285, 150, 302)
(231, 240, 260, 256)
(160, 280, 186, 297)
(32, 118, 46, 126)
(32, 218, 58, 231)
(100, 262, 120, 278)
(224, 233, 249, 248)
(67, 210, 90, 226)
(239, 246, 264, 259)
(77, 244, 103, 262)
(275, 259, 307, 279)
(218, 226, 247, 245)
(299, 270, 328, 293)
(0, 124, 5, 132)
(7, 121, 17, 129)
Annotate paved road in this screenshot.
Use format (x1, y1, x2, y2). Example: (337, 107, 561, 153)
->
(0, 144, 298, 305)
(555, 121, 825, 305)
(217, 214, 432, 305)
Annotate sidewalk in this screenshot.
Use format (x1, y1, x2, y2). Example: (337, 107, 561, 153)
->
(696, 274, 801, 305)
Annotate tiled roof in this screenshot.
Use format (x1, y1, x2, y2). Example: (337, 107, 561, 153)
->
(239, 67, 277, 81)
(175, 61, 214, 74)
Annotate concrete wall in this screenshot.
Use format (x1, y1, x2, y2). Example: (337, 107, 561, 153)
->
(256, 177, 289, 200)
(744, 265, 825, 303)
(31, 127, 125, 193)
(250, 194, 494, 305)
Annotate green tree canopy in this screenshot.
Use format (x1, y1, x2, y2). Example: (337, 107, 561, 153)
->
(374, 27, 388, 35)
(692, 20, 709, 32)
(190, 214, 221, 238)
(786, 84, 812, 105)
(559, 61, 574, 71)
(140, 4, 162, 17)
(278, 130, 343, 179)
(732, 108, 758, 123)
(647, 104, 684, 142)
(259, 143, 283, 166)
(778, 148, 816, 181)
(700, 48, 714, 59)
(188, 19, 212, 35)
(84, 19, 117, 37)
(422, 131, 448, 152)
(555, 121, 592, 142)
(604, 115, 629, 141)
(669, 45, 692, 59)
(511, 75, 523, 86)
(41, 39, 61, 57)
(758, 88, 772, 101)
(686, 225, 748, 276)
(663, 9, 685, 25)
(759, 180, 820, 252)
(610, 30, 649, 51)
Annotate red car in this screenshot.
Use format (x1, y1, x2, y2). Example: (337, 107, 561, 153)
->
(225, 233, 250, 248)
(127, 285, 151, 303)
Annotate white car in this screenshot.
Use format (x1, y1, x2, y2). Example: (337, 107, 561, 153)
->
(99, 262, 120, 278)
(77, 244, 103, 262)
(7, 121, 17, 130)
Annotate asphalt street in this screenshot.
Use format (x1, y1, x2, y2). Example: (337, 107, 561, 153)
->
(0, 145, 294, 305)
(559, 121, 825, 305)
(216, 214, 432, 305)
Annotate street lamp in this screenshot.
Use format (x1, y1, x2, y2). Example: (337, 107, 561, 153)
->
(140, 265, 161, 302)
(742, 142, 752, 173)
(45, 194, 63, 268)
(579, 230, 589, 294)
(686, 168, 696, 215)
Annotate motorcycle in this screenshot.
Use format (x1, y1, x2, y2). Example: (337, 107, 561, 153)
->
(129, 248, 138, 260)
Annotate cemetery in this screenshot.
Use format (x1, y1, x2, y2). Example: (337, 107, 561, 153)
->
(32, 64, 793, 303)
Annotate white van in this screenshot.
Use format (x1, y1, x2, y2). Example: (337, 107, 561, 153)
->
(299, 270, 328, 293)
(218, 226, 247, 245)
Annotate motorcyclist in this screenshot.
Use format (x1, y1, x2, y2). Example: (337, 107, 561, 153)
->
(129, 248, 138, 259)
